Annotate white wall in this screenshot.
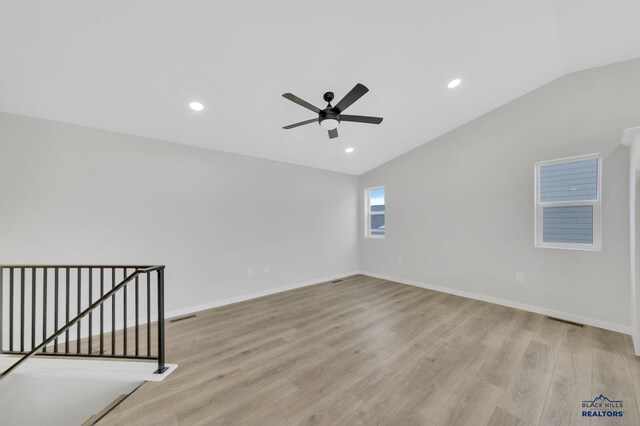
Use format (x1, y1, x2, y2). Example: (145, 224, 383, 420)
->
(631, 129, 640, 351)
(359, 58, 640, 332)
(0, 112, 359, 317)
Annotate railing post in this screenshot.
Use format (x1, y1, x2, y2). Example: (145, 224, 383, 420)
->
(154, 267, 168, 374)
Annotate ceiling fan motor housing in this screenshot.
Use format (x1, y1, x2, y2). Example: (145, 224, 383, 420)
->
(320, 91, 340, 126)
(319, 108, 340, 125)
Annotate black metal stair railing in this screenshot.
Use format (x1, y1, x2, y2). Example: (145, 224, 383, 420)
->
(0, 265, 167, 380)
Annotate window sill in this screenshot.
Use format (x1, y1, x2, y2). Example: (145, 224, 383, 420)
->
(535, 243, 601, 252)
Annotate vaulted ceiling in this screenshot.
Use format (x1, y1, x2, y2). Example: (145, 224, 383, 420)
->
(1, 0, 639, 175)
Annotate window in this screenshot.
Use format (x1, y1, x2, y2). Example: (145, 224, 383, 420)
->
(365, 187, 385, 238)
(535, 154, 601, 250)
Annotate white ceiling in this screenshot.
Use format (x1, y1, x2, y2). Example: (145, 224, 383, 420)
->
(1, 1, 639, 175)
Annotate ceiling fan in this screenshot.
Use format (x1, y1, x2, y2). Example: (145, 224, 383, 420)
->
(282, 83, 383, 139)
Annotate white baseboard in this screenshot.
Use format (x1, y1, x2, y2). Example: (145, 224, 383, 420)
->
(633, 333, 640, 356)
(63, 271, 360, 343)
(165, 271, 361, 319)
(49, 270, 630, 345)
(360, 271, 631, 335)
(0, 355, 176, 382)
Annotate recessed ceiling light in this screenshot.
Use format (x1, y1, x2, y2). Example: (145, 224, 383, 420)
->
(345, 147, 355, 153)
(189, 101, 204, 111)
(447, 78, 462, 89)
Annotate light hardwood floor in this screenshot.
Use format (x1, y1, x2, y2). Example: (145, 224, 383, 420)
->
(100, 275, 640, 425)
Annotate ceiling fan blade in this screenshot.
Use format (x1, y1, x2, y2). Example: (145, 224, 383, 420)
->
(332, 83, 369, 113)
(340, 115, 383, 125)
(283, 118, 318, 129)
(328, 128, 339, 139)
(282, 93, 321, 114)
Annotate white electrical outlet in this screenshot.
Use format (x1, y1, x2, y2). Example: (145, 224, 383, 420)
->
(248, 268, 254, 277)
(516, 273, 524, 282)
(264, 266, 270, 274)
(397, 258, 403, 265)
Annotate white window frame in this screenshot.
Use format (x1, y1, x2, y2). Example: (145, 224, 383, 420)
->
(534, 153, 602, 251)
(365, 186, 385, 239)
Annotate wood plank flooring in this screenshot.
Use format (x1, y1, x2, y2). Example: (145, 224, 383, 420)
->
(99, 275, 640, 425)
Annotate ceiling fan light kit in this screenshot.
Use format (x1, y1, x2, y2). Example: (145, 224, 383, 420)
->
(282, 83, 383, 139)
(320, 118, 339, 130)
